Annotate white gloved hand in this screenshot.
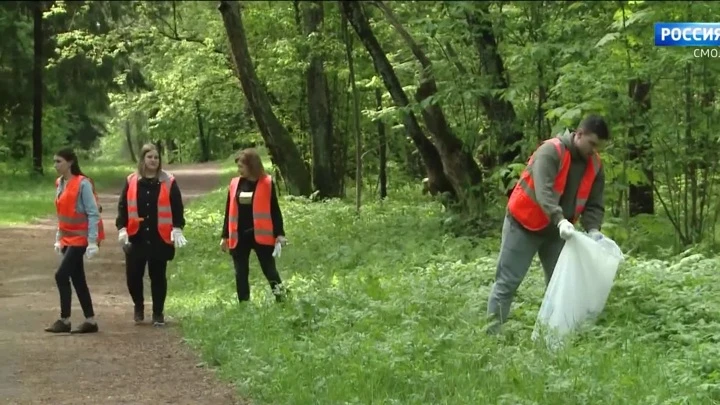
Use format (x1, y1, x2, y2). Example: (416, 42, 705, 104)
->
(171, 227, 187, 248)
(272, 241, 282, 258)
(54, 242, 62, 255)
(118, 227, 129, 245)
(557, 219, 576, 240)
(588, 229, 604, 241)
(85, 243, 99, 259)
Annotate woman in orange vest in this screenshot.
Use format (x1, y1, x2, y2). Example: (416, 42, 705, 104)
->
(116, 144, 187, 327)
(220, 148, 288, 303)
(45, 148, 105, 334)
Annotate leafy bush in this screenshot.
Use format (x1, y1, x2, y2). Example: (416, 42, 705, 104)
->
(168, 189, 720, 404)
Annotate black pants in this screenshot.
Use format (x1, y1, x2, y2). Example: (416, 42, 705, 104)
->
(125, 253, 168, 316)
(231, 239, 283, 302)
(55, 246, 95, 319)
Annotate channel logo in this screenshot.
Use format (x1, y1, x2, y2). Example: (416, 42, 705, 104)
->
(654, 23, 720, 46)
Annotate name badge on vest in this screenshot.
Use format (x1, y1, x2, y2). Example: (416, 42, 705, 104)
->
(238, 191, 254, 205)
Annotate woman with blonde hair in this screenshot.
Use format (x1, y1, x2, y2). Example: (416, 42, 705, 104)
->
(116, 143, 187, 326)
(220, 148, 288, 303)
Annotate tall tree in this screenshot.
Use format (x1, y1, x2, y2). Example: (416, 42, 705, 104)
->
(31, 0, 44, 175)
(373, 1, 485, 208)
(302, 1, 342, 198)
(218, 0, 312, 196)
(339, 1, 456, 203)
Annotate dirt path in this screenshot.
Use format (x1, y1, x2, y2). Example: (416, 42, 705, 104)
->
(0, 163, 243, 405)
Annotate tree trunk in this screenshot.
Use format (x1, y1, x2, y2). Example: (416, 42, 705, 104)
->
(330, 73, 347, 194)
(167, 139, 178, 163)
(218, 0, 312, 196)
(376, 87, 387, 200)
(124, 120, 137, 163)
(627, 79, 653, 216)
(303, 0, 342, 198)
(339, 0, 454, 200)
(31, 1, 44, 175)
(195, 100, 210, 162)
(464, 5, 522, 171)
(341, 12, 362, 213)
(375, 1, 484, 207)
(293, 1, 308, 139)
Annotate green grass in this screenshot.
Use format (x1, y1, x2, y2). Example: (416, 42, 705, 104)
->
(167, 186, 720, 405)
(0, 161, 134, 226)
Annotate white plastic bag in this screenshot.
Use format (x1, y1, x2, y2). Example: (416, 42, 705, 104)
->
(532, 232, 624, 348)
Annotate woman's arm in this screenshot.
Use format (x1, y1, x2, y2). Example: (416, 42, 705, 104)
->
(79, 179, 101, 245)
(270, 180, 285, 237)
(169, 179, 186, 229)
(221, 190, 231, 239)
(116, 180, 129, 230)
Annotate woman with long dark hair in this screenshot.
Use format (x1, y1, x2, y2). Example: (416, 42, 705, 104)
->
(220, 148, 288, 303)
(45, 148, 105, 334)
(116, 143, 187, 327)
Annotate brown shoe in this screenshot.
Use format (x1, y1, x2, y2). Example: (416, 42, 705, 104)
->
(44, 319, 71, 333)
(71, 321, 99, 334)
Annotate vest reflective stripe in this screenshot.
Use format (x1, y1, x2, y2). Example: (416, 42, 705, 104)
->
(227, 175, 275, 249)
(126, 171, 174, 245)
(55, 176, 87, 246)
(507, 137, 601, 231)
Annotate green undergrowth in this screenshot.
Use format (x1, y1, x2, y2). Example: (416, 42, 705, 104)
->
(0, 161, 133, 226)
(167, 186, 720, 405)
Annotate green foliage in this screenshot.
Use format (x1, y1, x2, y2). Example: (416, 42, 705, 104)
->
(0, 160, 133, 226)
(2, 1, 719, 250)
(167, 189, 720, 404)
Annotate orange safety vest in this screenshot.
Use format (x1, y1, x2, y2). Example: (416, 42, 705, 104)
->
(125, 171, 175, 245)
(507, 137, 601, 231)
(55, 175, 106, 247)
(226, 175, 275, 249)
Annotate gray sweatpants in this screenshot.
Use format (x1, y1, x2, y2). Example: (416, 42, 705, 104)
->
(487, 214, 565, 328)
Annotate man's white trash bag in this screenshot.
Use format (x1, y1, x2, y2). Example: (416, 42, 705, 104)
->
(531, 232, 624, 349)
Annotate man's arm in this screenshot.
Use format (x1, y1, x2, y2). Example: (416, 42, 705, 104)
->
(530, 142, 565, 226)
(581, 165, 605, 232)
(79, 179, 100, 244)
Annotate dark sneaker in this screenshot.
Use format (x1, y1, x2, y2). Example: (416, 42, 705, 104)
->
(152, 314, 165, 327)
(134, 308, 144, 324)
(44, 319, 71, 333)
(71, 321, 99, 334)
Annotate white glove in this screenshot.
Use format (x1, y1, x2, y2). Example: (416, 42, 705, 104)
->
(588, 229, 604, 241)
(171, 227, 187, 248)
(272, 241, 282, 258)
(85, 243, 99, 259)
(118, 228, 128, 245)
(54, 242, 62, 255)
(557, 219, 575, 240)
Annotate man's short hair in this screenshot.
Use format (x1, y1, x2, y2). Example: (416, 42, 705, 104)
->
(579, 114, 610, 140)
